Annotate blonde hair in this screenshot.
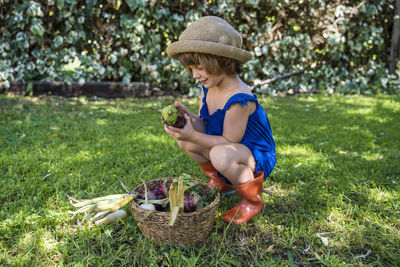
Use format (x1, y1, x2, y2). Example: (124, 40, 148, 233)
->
(177, 52, 242, 76)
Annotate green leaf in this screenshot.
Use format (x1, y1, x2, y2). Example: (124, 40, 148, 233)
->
(122, 74, 131, 84)
(53, 36, 63, 47)
(368, 5, 378, 15)
(125, 0, 139, 11)
(55, 0, 65, 9)
(120, 14, 135, 28)
(31, 24, 45, 37)
(26, 1, 44, 17)
(3, 80, 10, 89)
(16, 32, 27, 42)
(26, 82, 33, 96)
(78, 31, 86, 40)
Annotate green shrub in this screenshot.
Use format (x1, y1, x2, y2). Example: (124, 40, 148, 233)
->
(0, 0, 398, 94)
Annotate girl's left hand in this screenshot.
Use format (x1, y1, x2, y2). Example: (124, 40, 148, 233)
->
(164, 114, 196, 141)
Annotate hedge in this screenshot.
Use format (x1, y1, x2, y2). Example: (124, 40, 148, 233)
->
(0, 0, 399, 95)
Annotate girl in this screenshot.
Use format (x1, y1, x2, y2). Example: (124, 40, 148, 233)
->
(164, 16, 276, 224)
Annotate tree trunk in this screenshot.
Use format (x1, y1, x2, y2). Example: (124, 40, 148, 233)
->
(389, 0, 400, 74)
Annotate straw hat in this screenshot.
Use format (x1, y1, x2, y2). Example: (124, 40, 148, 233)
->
(166, 16, 252, 63)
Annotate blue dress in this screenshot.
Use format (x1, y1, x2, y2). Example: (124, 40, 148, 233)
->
(199, 86, 276, 184)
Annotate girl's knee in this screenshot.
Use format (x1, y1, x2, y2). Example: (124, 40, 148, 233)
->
(209, 145, 232, 172)
(210, 144, 255, 173)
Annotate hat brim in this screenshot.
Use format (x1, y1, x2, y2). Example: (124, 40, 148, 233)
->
(167, 40, 252, 64)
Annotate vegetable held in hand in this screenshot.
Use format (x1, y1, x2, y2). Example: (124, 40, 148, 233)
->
(161, 104, 186, 128)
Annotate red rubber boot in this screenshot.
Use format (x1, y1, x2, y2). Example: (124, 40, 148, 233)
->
(223, 171, 264, 224)
(198, 162, 234, 193)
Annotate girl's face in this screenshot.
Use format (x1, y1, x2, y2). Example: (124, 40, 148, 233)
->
(189, 65, 224, 88)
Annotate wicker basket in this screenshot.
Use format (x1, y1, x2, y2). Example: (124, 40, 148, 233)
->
(130, 177, 220, 246)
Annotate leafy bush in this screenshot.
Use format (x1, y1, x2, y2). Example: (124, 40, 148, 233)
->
(0, 0, 398, 94)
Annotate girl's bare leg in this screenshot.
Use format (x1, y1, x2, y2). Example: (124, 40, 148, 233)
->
(209, 143, 256, 185)
(177, 140, 210, 163)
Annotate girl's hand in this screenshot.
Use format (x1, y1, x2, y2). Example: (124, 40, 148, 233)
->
(174, 101, 193, 117)
(174, 101, 205, 132)
(164, 114, 196, 141)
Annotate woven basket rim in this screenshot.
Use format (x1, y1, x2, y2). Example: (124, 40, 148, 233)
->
(130, 177, 220, 216)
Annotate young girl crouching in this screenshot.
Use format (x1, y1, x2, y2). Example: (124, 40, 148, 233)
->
(164, 16, 276, 224)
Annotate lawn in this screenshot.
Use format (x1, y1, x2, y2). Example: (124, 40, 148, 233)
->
(0, 94, 399, 266)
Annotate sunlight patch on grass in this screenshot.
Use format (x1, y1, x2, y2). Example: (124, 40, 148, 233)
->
(324, 208, 349, 232)
(297, 97, 319, 103)
(359, 152, 384, 161)
(278, 144, 319, 157)
(14, 232, 36, 258)
(367, 187, 393, 202)
(264, 184, 294, 198)
(96, 119, 107, 125)
(39, 230, 59, 253)
(346, 107, 373, 115)
(104, 106, 121, 114)
(366, 115, 389, 124)
(319, 208, 373, 250)
(67, 150, 96, 162)
(379, 98, 400, 111)
(277, 144, 328, 167)
(141, 102, 164, 111)
(129, 131, 168, 143)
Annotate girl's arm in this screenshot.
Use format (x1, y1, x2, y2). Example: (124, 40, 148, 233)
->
(191, 103, 253, 148)
(165, 102, 254, 148)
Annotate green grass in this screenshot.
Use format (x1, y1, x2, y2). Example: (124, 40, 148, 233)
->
(1, 94, 399, 266)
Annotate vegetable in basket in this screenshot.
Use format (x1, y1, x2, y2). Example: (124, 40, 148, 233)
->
(168, 177, 184, 226)
(68, 193, 135, 226)
(139, 179, 156, 210)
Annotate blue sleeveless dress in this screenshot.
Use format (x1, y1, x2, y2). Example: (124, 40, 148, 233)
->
(199, 86, 276, 184)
